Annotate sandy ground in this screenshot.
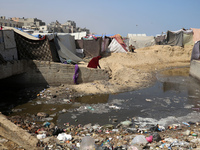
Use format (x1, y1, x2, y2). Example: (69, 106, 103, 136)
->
(68, 45, 193, 96)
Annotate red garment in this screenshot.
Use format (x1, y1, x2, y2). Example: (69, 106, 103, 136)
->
(87, 56, 102, 68)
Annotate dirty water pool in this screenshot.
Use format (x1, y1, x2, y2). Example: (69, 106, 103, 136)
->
(1, 67, 200, 128)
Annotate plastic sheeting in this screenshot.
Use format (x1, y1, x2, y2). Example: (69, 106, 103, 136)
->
(183, 32, 194, 46)
(4, 26, 39, 40)
(108, 38, 127, 53)
(54, 35, 82, 63)
(127, 34, 155, 49)
(191, 41, 200, 61)
(70, 32, 87, 40)
(33, 32, 87, 40)
(75, 38, 102, 57)
(167, 29, 194, 47)
(101, 37, 111, 52)
(111, 34, 128, 52)
(191, 28, 200, 43)
(166, 30, 183, 47)
(155, 35, 166, 45)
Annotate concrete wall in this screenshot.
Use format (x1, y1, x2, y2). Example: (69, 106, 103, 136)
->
(189, 60, 200, 81)
(0, 113, 38, 149)
(0, 60, 27, 79)
(0, 60, 110, 85)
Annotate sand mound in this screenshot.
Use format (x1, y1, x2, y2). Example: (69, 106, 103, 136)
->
(70, 45, 193, 95)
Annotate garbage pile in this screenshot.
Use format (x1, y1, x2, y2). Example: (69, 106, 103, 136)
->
(7, 115, 200, 150)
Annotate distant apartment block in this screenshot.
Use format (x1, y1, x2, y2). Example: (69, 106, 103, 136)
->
(12, 17, 45, 30)
(1, 16, 90, 34)
(0, 16, 23, 28)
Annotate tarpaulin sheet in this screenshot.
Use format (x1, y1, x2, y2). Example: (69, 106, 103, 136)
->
(83, 38, 102, 57)
(166, 31, 183, 47)
(57, 35, 77, 54)
(75, 40, 83, 49)
(108, 38, 127, 53)
(101, 37, 111, 52)
(191, 28, 200, 42)
(128, 34, 156, 49)
(54, 35, 82, 63)
(191, 41, 200, 61)
(183, 32, 194, 46)
(111, 34, 128, 52)
(155, 35, 166, 45)
(70, 32, 87, 40)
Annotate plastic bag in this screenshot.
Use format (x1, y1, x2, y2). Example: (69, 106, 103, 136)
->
(131, 135, 148, 145)
(80, 136, 95, 150)
(57, 133, 72, 141)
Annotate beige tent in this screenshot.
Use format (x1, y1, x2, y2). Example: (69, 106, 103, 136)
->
(127, 34, 155, 49)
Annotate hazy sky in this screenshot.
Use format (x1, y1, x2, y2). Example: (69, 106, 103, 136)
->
(1, 0, 199, 36)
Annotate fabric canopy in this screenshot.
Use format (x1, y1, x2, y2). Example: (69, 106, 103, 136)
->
(127, 34, 155, 49)
(167, 29, 194, 47)
(166, 30, 183, 47)
(191, 28, 200, 43)
(108, 38, 127, 53)
(111, 34, 128, 52)
(191, 41, 200, 61)
(54, 34, 82, 63)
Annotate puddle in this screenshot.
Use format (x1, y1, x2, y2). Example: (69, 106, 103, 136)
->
(1, 67, 200, 127)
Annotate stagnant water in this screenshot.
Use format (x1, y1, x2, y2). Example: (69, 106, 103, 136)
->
(1, 67, 200, 128)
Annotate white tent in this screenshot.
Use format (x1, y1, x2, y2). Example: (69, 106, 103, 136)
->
(107, 38, 127, 53)
(127, 34, 156, 49)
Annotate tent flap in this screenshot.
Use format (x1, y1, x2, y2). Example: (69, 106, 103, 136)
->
(54, 35, 82, 63)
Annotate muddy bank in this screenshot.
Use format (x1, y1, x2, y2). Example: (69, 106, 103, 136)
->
(0, 45, 196, 149)
(47, 45, 193, 97)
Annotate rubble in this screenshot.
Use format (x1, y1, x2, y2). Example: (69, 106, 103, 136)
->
(3, 114, 200, 150)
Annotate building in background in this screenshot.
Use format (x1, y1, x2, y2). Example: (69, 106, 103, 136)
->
(12, 17, 45, 30)
(0, 16, 23, 28)
(1, 16, 90, 34)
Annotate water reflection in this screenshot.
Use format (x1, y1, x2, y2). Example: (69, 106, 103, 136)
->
(1, 67, 200, 127)
(75, 94, 109, 104)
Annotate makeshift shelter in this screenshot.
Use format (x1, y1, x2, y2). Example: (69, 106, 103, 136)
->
(110, 34, 128, 52)
(15, 32, 53, 61)
(191, 41, 200, 61)
(33, 32, 87, 40)
(101, 36, 112, 53)
(183, 30, 194, 46)
(53, 34, 83, 63)
(166, 29, 193, 47)
(127, 34, 155, 49)
(155, 35, 166, 45)
(75, 37, 102, 57)
(4, 27, 82, 63)
(107, 35, 128, 53)
(93, 34, 113, 53)
(191, 28, 200, 43)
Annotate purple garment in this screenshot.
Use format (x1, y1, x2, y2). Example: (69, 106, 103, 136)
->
(73, 64, 79, 84)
